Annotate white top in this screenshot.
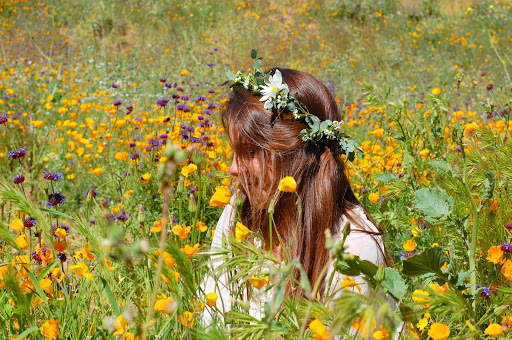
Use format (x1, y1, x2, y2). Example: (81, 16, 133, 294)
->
(201, 198, 387, 327)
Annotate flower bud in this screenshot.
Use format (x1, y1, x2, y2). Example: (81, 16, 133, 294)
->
(86, 190, 94, 204)
(177, 177, 185, 193)
(374, 264, 385, 282)
(137, 204, 145, 224)
(187, 194, 197, 213)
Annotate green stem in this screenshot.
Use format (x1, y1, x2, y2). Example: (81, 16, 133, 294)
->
(297, 258, 333, 340)
(461, 140, 479, 298)
(142, 186, 170, 340)
(488, 31, 512, 87)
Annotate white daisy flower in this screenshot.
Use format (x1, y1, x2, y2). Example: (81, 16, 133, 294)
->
(259, 69, 289, 108)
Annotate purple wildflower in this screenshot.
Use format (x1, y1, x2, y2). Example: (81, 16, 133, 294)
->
(47, 191, 65, 207)
(8, 147, 27, 159)
(113, 100, 122, 107)
(480, 286, 491, 299)
(13, 174, 25, 184)
(0, 113, 8, 124)
(156, 98, 170, 107)
(501, 242, 512, 253)
(116, 210, 129, 222)
(43, 170, 62, 181)
(32, 250, 42, 264)
(23, 217, 36, 229)
(86, 189, 97, 197)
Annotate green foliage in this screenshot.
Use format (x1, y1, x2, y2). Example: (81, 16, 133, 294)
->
(414, 188, 454, 222)
(402, 247, 446, 277)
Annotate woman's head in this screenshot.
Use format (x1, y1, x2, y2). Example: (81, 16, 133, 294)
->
(221, 68, 384, 295)
(223, 68, 349, 204)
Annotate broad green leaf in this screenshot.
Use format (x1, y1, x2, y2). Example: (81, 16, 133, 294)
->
(380, 267, 408, 301)
(479, 171, 495, 201)
(454, 270, 472, 287)
(251, 48, 258, 59)
(375, 173, 396, 183)
(336, 255, 379, 281)
(253, 59, 262, 70)
(402, 247, 446, 277)
(226, 71, 236, 81)
(320, 120, 332, 130)
(414, 188, 453, 222)
(429, 160, 453, 174)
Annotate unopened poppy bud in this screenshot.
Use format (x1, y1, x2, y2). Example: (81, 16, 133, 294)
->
(342, 253, 355, 261)
(177, 177, 185, 193)
(268, 195, 278, 214)
(188, 194, 197, 213)
(465, 320, 477, 332)
(86, 190, 94, 204)
(324, 229, 334, 249)
(137, 204, 145, 224)
(191, 150, 202, 165)
(375, 264, 385, 282)
(235, 189, 244, 207)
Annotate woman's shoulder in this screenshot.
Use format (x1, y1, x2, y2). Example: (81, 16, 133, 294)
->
(334, 204, 385, 265)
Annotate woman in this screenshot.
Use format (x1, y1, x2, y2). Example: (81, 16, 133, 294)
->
(202, 67, 390, 328)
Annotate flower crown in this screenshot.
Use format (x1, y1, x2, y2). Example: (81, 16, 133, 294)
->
(226, 49, 362, 162)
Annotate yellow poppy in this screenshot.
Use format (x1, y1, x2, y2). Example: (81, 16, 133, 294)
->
(10, 219, 24, 232)
(248, 276, 268, 290)
(181, 164, 197, 177)
(368, 193, 380, 204)
(403, 240, 417, 252)
(209, 186, 231, 207)
(278, 176, 297, 193)
(206, 292, 218, 307)
(235, 222, 250, 242)
(40, 319, 58, 339)
(484, 323, 502, 337)
(427, 323, 450, 340)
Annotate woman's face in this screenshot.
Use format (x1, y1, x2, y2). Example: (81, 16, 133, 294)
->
(229, 151, 271, 201)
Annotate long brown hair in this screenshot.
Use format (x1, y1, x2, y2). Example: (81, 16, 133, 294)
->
(221, 68, 388, 297)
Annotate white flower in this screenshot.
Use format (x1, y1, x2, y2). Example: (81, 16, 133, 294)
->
(259, 69, 289, 108)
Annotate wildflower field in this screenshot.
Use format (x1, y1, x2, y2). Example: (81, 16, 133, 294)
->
(1, 0, 512, 338)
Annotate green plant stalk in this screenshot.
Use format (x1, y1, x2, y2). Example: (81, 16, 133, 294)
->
(193, 162, 202, 228)
(489, 31, 512, 87)
(297, 258, 333, 340)
(461, 141, 480, 298)
(142, 185, 170, 340)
